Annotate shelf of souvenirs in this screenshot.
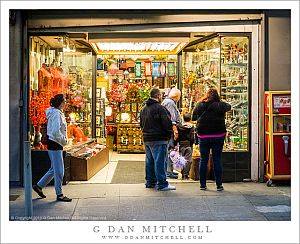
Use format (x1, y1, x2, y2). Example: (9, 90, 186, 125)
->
(71, 120, 91, 124)
(64, 138, 96, 153)
(221, 92, 248, 96)
(221, 85, 247, 89)
(221, 76, 248, 80)
(221, 62, 248, 66)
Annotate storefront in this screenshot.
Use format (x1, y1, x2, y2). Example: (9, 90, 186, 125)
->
(9, 10, 291, 185)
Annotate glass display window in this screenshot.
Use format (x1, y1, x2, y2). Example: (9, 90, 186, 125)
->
(273, 115, 291, 133)
(182, 37, 220, 111)
(63, 52, 93, 140)
(182, 34, 250, 152)
(29, 36, 93, 149)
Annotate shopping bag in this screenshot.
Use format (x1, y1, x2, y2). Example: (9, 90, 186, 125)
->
(169, 143, 187, 171)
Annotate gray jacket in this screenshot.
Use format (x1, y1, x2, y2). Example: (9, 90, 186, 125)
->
(161, 96, 182, 125)
(46, 107, 68, 146)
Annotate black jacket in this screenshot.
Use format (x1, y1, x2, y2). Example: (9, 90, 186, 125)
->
(140, 98, 173, 142)
(192, 101, 231, 135)
(175, 123, 195, 147)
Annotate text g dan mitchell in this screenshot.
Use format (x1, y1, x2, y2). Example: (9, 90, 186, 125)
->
(93, 225, 212, 234)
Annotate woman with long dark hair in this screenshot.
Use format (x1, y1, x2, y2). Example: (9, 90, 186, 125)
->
(33, 94, 72, 202)
(192, 88, 231, 191)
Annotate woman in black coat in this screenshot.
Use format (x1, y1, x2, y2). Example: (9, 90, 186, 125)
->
(192, 88, 231, 191)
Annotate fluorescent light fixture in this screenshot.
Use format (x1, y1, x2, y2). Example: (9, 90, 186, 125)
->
(95, 42, 180, 52)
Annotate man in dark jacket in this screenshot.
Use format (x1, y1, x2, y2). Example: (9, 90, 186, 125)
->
(140, 88, 176, 191)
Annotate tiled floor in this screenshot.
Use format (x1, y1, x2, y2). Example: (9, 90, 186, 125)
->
(69, 150, 197, 184)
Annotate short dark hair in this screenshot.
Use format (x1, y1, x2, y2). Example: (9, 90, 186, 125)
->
(150, 88, 161, 99)
(183, 112, 191, 122)
(50, 94, 65, 108)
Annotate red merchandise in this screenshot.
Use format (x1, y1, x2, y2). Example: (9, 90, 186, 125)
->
(38, 63, 53, 92)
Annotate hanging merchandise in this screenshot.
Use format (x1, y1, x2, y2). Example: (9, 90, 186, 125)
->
(135, 62, 142, 78)
(159, 62, 166, 77)
(38, 63, 53, 92)
(152, 62, 160, 77)
(30, 90, 52, 126)
(144, 61, 152, 77)
(167, 62, 175, 77)
(119, 59, 127, 70)
(97, 58, 104, 70)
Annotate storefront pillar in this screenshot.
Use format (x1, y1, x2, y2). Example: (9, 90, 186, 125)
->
(9, 10, 28, 185)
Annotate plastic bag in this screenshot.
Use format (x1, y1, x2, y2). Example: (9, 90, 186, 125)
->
(169, 143, 187, 171)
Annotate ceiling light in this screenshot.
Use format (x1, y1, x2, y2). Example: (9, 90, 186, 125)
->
(94, 42, 180, 52)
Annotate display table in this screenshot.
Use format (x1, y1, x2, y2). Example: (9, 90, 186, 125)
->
(69, 143, 109, 181)
(31, 140, 109, 183)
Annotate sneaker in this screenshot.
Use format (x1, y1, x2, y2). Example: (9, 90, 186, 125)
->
(56, 195, 72, 202)
(158, 185, 176, 191)
(172, 171, 179, 176)
(200, 185, 207, 190)
(217, 185, 224, 191)
(33, 185, 46, 198)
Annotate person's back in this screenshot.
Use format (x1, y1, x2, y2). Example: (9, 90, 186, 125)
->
(192, 100, 231, 136)
(140, 98, 173, 142)
(176, 122, 195, 147)
(191, 88, 231, 191)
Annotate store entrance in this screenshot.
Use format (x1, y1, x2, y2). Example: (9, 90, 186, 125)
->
(28, 31, 251, 184)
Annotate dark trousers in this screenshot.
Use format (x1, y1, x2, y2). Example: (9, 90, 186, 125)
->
(199, 136, 225, 187)
(179, 144, 192, 177)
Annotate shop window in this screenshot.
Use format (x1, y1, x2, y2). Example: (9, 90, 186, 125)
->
(182, 35, 249, 152)
(29, 36, 93, 149)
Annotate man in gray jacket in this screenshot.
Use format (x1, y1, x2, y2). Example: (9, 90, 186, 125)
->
(161, 88, 182, 179)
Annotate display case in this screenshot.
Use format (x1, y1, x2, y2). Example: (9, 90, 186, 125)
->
(220, 36, 249, 151)
(264, 91, 291, 186)
(181, 33, 250, 181)
(63, 52, 93, 139)
(29, 36, 95, 149)
(182, 34, 249, 153)
(182, 36, 220, 111)
(117, 123, 144, 153)
(67, 141, 109, 181)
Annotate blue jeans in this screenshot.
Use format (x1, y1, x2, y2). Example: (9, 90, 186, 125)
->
(37, 150, 64, 196)
(144, 142, 169, 189)
(199, 136, 225, 187)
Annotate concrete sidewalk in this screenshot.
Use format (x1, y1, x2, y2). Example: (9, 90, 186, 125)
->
(9, 182, 291, 221)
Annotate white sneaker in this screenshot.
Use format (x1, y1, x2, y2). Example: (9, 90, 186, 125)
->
(158, 185, 176, 191)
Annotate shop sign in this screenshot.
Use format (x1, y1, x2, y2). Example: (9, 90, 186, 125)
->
(273, 95, 291, 108)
